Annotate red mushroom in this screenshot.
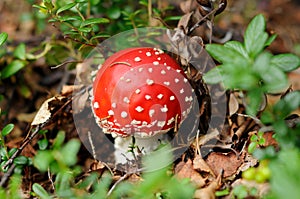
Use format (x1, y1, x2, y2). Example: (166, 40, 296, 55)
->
(92, 47, 193, 139)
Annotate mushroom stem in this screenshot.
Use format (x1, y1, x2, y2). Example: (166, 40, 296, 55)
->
(114, 134, 166, 164)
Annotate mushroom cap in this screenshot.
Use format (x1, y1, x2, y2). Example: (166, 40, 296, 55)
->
(92, 47, 193, 137)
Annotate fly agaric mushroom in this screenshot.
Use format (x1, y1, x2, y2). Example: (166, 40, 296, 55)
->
(91, 47, 193, 162)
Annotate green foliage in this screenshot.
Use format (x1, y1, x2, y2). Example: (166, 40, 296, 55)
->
(0, 124, 31, 174)
(0, 174, 23, 199)
(31, 136, 195, 199)
(248, 131, 266, 154)
(267, 148, 300, 199)
(204, 14, 300, 116)
(205, 14, 300, 198)
(232, 185, 258, 199)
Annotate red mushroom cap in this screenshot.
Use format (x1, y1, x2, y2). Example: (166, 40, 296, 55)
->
(92, 47, 193, 137)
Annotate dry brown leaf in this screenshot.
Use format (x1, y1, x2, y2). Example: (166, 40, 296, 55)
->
(205, 152, 245, 178)
(175, 159, 206, 188)
(229, 93, 239, 116)
(194, 181, 218, 199)
(31, 96, 65, 126)
(193, 155, 213, 174)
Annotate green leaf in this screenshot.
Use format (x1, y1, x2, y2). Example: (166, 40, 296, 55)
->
(13, 43, 26, 60)
(1, 123, 14, 136)
(261, 65, 288, 92)
(253, 51, 272, 74)
(33, 150, 54, 172)
(248, 142, 257, 154)
(38, 139, 48, 150)
(58, 15, 82, 22)
(1, 60, 26, 79)
(244, 14, 268, 58)
(53, 130, 65, 149)
(90, 33, 111, 41)
(60, 139, 80, 166)
(224, 41, 249, 59)
(270, 53, 300, 72)
(32, 183, 51, 199)
(274, 91, 300, 119)
(164, 16, 182, 21)
(14, 156, 29, 165)
(32, 4, 48, 12)
(206, 44, 248, 65)
(77, 27, 92, 33)
(80, 18, 110, 27)
(8, 148, 18, 157)
(56, 3, 76, 15)
(265, 34, 277, 47)
(203, 67, 223, 84)
(0, 32, 8, 47)
(269, 148, 300, 199)
(107, 7, 121, 19)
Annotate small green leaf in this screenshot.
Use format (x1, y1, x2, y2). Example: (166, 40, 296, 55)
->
(265, 34, 277, 47)
(224, 41, 249, 59)
(261, 65, 287, 92)
(38, 139, 49, 150)
(244, 14, 268, 58)
(206, 44, 247, 65)
(78, 27, 92, 33)
(32, 183, 51, 199)
(1, 123, 14, 136)
(14, 156, 29, 165)
(13, 43, 26, 60)
(203, 67, 223, 84)
(53, 131, 65, 149)
(8, 148, 17, 157)
(0, 32, 8, 47)
(248, 142, 258, 154)
(59, 15, 82, 22)
(274, 91, 300, 119)
(32, 4, 48, 12)
(90, 33, 111, 41)
(80, 18, 110, 27)
(107, 7, 121, 19)
(56, 3, 76, 15)
(1, 60, 26, 79)
(253, 51, 272, 74)
(164, 16, 182, 21)
(270, 53, 300, 72)
(33, 150, 54, 172)
(60, 139, 80, 166)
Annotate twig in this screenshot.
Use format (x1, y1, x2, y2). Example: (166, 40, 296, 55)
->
(0, 164, 16, 187)
(106, 173, 130, 197)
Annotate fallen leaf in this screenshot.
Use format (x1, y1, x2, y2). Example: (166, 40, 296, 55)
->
(193, 155, 214, 174)
(31, 96, 65, 126)
(205, 152, 245, 178)
(175, 159, 206, 188)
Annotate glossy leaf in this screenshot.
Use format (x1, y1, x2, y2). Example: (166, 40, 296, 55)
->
(0, 32, 8, 47)
(13, 43, 26, 60)
(80, 18, 109, 28)
(1, 123, 14, 136)
(1, 60, 26, 79)
(32, 183, 51, 199)
(14, 156, 29, 165)
(56, 3, 76, 15)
